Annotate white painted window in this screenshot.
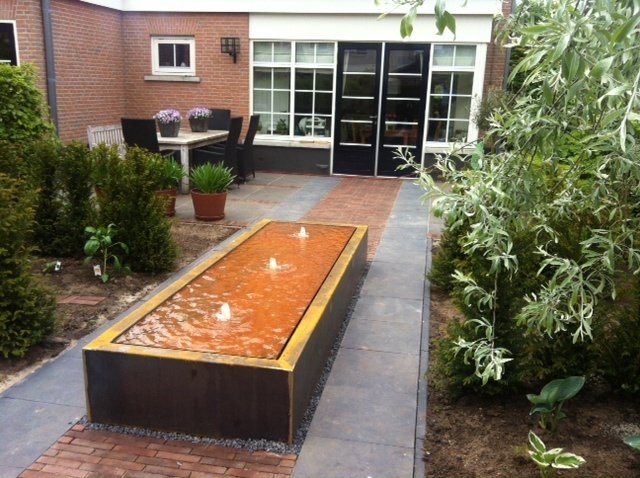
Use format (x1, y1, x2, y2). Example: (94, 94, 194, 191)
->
(426, 44, 477, 143)
(151, 36, 195, 76)
(0, 21, 19, 66)
(252, 41, 335, 138)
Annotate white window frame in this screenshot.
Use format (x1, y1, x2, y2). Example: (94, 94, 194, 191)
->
(251, 40, 336, 141)
(0, 20, 20, 66)
(424, 43, 485, 150)
(151, 36, 196, 76)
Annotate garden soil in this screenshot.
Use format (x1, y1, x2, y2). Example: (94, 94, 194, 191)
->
(0, 221, 238, 393)
(425, 286, 640, 477)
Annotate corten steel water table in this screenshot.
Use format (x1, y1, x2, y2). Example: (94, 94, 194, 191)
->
(83, 219, 368, 443)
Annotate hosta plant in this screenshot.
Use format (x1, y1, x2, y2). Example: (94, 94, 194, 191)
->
(624, 436, 640, 451)
(528, 430, 585, 478)
(527, 376, 585, 433)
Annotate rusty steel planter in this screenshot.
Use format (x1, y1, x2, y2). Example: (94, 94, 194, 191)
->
(83, 219, 367, 443)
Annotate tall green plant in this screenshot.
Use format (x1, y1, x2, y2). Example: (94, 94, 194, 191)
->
(527, 376, 585, 433)
(405, 0, 640, 385)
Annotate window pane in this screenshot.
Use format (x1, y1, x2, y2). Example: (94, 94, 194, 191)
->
(383, 124, 419, 146)
(274, 42, 291, 62)
(343, 74, 376, 96)
(294, 92, 313, 114)
(455, 45, 476, 67)
(430, 72, 452, 94)
(315, 92, 332, 115)
(273, 91, 290, 113)
(341, 98, 376, 120)
(316, 43, 335, 63)
(296, 43, 315, 63)
(388, 50, 424, 74)
(450, 120, 469, 142)
(254, 42, 272, 62)
(452, 72, 473, 95)
(254, 68, 272, 88)
(158, 44, 174, 67)
(273, 69, 290, 89)
(429, 96, 450, 119)
(257, 115, 270, 134)
(387, 76, 422, 98)
(316, 70, 333, 91)
(344, 49, 376, 72)
(316, 117, 331, 136)
(433, 45, 454, 66)
(450, 96, 471, 119)
(0, 23, 18, 66)
(253, 90, 271, 112)
(295, 115, 308, 135)
(175, 44, 190, 67)
(427, 120, 447, 142)
(341, 122, 374, 144)
(295, 70, 313, 90)
(386, 99, 420, 122)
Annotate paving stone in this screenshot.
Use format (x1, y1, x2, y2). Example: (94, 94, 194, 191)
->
(293, 436, 413, 478)
(340, 319, 422, 355)
(326, 348, 419, 395)
(307, 385, 416, 448)
(0, 464, 23, 478)
(350, 296, 423, 324)
(360, 261, 426, 300)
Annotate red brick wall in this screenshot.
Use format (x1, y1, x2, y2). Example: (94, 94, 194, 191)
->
(51, 0, 125, 142)
(6, 0, 47, 93)
(483, 0, 514, 94)
(121, 12, 250, 132)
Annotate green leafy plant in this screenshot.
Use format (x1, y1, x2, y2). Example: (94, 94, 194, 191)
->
(624, 436, 640, 451)
(155, 158, 185, 190)
(527, 376, 585, 433)
(527, 430, 585, 478)
(190, 163, 235, 193)
(83, 224, 129, 283)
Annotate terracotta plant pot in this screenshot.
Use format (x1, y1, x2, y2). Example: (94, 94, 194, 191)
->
(189, 117, 209, 132)
(156, 188, 178, 217)
(158, 121, 181, 137)
(190, 189, 227, 221)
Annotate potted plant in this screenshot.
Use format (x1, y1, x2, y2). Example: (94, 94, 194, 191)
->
(154, 158, 186, 216)
(187, 107, 212, 132)
(154, 109, 182, 137)
(190, 162, 235, 220)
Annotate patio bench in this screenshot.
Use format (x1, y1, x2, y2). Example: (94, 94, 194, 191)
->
(87, 124, 126, 155)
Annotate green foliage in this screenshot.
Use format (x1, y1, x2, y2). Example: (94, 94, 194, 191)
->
(155, 158, 185, 190)
(377, 0, 456, 37)
(190, 163, 235, 193)
(407, 0, 640, 387)
(96, 147, 176, 273)
(527, 430, 585, 478)
(527, 376, 585, 433)
(84, 224, 129, 283)
(0, 174, 55, 358)
(0, 64, 54, 143)
(624, 436, 640, 451)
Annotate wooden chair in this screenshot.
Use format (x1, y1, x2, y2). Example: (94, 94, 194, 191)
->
(87, 124, 126, 155)
(192, 116, 243, 183)
(237, 114, 260, 181)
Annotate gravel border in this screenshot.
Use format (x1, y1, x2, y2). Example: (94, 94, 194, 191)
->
(82, 264, 370, 455)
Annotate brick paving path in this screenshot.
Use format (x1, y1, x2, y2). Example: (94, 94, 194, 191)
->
(20, 425, 296, 478)
(303, 177, 402, 260)
(16, 176, 404, 478)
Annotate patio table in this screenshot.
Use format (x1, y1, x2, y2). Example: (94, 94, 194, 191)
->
(158, 129, 228, 192)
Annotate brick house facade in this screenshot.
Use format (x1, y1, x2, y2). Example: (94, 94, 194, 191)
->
(2, 0, 512, 176)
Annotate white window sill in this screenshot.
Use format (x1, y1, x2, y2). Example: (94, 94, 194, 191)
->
(254, 137, 331, 149)
(144, 75, 201, 83)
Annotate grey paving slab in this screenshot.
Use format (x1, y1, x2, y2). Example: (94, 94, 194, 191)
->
(268, 176, 340, 221)
(270, 174, 314, 187)
(374, 228, 428, 265)
(307, 384, 416, 448)
(341, 319, 422, 355)
(293, 435, 413, 478)
(241, 185, 299, 203)
(360, 261, 427, 300)
(326, 348, 419, 395)
(246, 172, 288, 185)
(0, 464, 23, 478)
(3, 353, 84, 408)
(351, 296, 423, 324)
(0, 397, 83, 468)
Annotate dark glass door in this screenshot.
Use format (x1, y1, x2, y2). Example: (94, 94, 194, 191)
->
(332, 43, 382, 175)
(377, 44, 429, 176)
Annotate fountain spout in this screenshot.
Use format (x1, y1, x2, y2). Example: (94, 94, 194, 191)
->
(269, 257, 279, 270)
(215, 302, 232, 321)
(297, 226, 309, 238)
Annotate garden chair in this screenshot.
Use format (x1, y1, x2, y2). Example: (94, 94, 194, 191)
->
(87, 124, 126, 156)
(121, 118, 162, 153)
(236, 114, 260, 181)
(192, 116, 243, 183)
(208, 108, 231, 131)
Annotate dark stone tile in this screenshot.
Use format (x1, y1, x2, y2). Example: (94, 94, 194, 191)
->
(340, 319, 422, 355)
(360, 261, 426, 300)
(351, 296, 423, 324)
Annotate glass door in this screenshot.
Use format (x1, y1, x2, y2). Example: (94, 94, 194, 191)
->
(377, 44, 429, 176)
(332, 43, 382, 175)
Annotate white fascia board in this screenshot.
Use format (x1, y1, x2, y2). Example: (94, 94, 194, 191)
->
(81, 0, 502, 15)
(250, 13, 495, 44)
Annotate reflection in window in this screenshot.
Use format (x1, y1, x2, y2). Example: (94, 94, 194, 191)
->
(0, 22, 18, 66)
(253, 41, 335, 137)
(427, 44, 476, 143)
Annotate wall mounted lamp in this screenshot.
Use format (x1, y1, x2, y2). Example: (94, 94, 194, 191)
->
(221, 37, 240, 63)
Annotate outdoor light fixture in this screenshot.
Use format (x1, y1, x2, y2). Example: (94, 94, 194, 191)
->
(221, 37, 240, 63)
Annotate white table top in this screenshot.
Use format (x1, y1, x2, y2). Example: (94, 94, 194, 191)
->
(157, 129, 228, 146)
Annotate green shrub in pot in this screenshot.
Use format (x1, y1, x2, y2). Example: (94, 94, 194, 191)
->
(190, 163, 235, 193)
